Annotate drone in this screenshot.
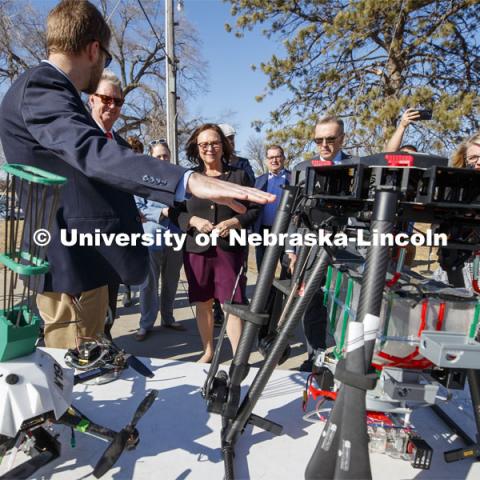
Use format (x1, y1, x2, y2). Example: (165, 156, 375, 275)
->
(65, 334, 155, 384)
(0, 337, 157, 479)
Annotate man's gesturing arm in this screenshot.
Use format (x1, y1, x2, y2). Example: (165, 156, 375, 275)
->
(186, 172, 276, 214)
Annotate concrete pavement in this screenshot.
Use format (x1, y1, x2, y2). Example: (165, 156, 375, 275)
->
(111, 263, 310, 371)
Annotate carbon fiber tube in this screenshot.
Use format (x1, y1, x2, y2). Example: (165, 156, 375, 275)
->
(223, 444, 235, 480)
(305, 189, 399, 480)
(225, 247, 332, 445)
(228, 186, 297, 386)
(467, 369, 480, 443)
(355, 190, 398, 366)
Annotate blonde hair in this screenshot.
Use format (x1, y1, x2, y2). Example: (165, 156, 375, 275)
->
(47, 0, 110, 55)
(452, 132, 480, 168)
(100, 70, 122, 92)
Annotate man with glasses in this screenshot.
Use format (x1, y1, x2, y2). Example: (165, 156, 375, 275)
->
(0, 0, 274, 349)
(288, 116, 357, 371)
(135, 140, 186, 341)
(89, 70, 124, 140)
(254, 145, 290, 269)
(88, 69, 128, 335)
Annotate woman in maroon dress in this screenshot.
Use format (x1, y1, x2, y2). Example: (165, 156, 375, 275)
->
(171, 124, 258, 362)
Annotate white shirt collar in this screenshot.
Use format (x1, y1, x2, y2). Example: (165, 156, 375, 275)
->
(320, 151, 342, 163)
(92, 118, 114, 135)
(268, 168, 287, 178)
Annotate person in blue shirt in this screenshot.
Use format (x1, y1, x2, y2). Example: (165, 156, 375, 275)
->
(135, 140, 186, 341)
(254, 145, 290, 269)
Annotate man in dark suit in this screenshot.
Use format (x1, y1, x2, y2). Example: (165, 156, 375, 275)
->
(0, 0, 273, 349)
(88, 69, 128, 336)
(287, 116, 357, 371)
(254, 145, 290, 269)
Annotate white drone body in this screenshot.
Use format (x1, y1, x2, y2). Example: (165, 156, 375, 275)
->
(0, 348, 74, 438)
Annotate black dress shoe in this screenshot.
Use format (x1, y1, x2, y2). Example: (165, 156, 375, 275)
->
(298, 359, 314, 372)
(164, 323, 187, 332)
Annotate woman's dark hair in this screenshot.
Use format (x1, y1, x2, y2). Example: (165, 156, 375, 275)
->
(185, 123, 233, 170)
(127, 135, 144, 154)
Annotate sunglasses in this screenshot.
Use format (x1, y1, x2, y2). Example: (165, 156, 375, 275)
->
(149, 139, 168, 146)
(99, 44, 112, 68)
(314, 136, 341, 145)
(93, 93, 124, 108)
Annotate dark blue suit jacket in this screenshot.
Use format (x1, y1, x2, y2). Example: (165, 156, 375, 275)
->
(0, 62, 186, 294)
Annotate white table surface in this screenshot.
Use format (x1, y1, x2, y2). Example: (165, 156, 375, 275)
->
(5, 349, 480, 480)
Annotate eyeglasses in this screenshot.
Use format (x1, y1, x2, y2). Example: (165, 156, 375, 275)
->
(149, 139, 168, 146)
(93, 93, 124, 108)
(267, 155, 284, 160)
(466, 155, 480, 167)
(99, 44, 112, 68)
(197, 141, 222, 151)
(314, 136, 341, 145)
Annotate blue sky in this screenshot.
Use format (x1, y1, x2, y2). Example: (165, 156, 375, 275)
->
(181, 0, 288, 156)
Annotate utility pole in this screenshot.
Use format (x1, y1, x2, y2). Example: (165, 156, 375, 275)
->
(165, 0, 178, 164)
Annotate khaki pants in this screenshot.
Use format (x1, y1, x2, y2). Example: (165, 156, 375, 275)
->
(37, 285, 108, 349)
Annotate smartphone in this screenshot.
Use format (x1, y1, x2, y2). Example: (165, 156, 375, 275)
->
(416, 109, 432, 120)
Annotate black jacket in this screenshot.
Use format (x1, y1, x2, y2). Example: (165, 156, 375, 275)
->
(0, 62, 186, 294)
(171, 165, 259, 253)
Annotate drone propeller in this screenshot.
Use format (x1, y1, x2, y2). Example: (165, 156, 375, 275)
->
(106, 337, 154, 378)
(93, 390, 158, 478)
(125, 354, 154, 378)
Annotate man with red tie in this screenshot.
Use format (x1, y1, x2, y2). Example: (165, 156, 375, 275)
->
(88, 70, 124, 142)
(88, 70, 127, 335)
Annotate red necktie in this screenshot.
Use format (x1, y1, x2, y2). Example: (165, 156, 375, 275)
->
(105, 131, 113, 140)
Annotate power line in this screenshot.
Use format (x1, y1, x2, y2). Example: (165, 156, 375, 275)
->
(106, 0, 123, 23)
(136, 0, 164, 47)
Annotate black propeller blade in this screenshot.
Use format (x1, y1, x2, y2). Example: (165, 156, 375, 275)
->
(125, 354, 154, 378)
(107, 338, 154, 378)
(93, 390, 158, 478)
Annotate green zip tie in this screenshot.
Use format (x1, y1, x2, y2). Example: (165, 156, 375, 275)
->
(324, 265, 333, 306)
(334, 277, 354, 359)
(75, 419, 90, 433)
(2, 164, 66, 185)
(329, 271, 344, 333)
(468, 300, 480, 340)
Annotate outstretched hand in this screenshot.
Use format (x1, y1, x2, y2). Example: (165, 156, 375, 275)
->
(187, 172, 276, 214)
(400, 108, 421, 128)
